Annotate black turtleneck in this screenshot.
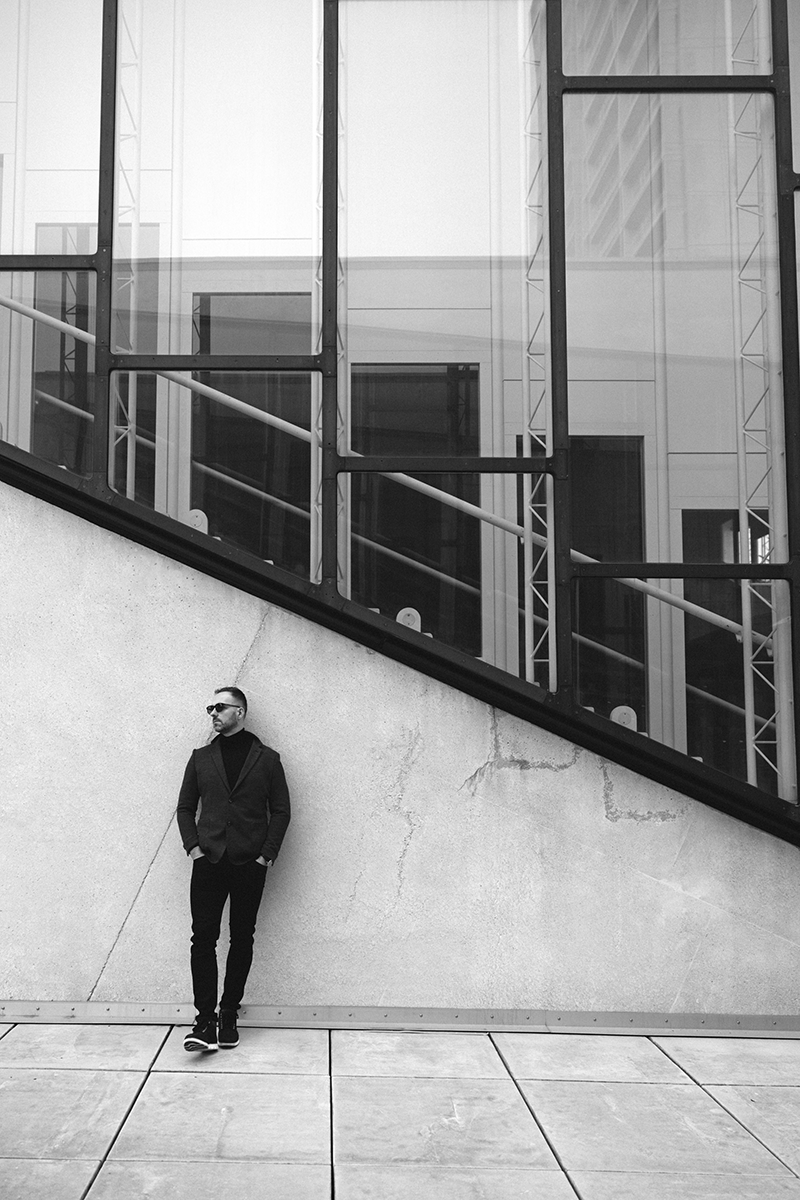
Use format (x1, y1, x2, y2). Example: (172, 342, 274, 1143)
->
(218, 728, 255, 789)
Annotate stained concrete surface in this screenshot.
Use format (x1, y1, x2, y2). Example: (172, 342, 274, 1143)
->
(1, 1024, 800, 1199)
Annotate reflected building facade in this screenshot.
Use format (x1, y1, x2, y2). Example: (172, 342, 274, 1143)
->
(1, 0, 799, 817)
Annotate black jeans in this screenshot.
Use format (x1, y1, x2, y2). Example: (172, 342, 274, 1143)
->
(189, 853, 268, 1021)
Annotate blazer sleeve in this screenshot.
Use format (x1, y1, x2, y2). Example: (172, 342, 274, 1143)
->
(176, 753, 201, 854)
(261, 754, 291, 862)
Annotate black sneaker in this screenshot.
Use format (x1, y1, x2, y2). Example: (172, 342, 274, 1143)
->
(218, 1011, 239, 1048)
(183, 1018, 218, 1052)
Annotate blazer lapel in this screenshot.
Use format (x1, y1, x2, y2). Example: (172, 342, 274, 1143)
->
(209, 740, 230, 792)
(232, 741, 262, 791)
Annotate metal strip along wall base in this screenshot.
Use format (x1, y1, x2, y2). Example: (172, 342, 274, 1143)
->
(1, 1001, 799, 1037)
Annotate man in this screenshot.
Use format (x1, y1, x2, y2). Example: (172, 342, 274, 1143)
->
(176, 686, 290, 1052)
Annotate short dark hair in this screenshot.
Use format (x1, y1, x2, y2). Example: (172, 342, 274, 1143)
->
(215, 685, 247, 712)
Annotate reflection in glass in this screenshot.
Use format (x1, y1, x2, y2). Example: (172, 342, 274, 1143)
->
(351, 471, 482, 656)
(0, 272, 96, 476)
(565, 92, 786, 568)
(574, 577, 795, 800)
(112, 0, 321, 353)
(192, 373, 311, 574)
(573, 579, 646, 732)
(347, 469, 543, 673)
(562, 0, 771, 76)
(340, 0, 549, 458)
(0, 0, 102, 254)
(571, 436, 646, 727)
(111, 372, 157, 508)
(340, 0, 550, 678)
(351, 365, 479, 457)
(790, 1, 800, 168)
(110, 371, 313, 582)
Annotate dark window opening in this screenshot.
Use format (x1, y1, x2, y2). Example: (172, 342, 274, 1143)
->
(683, 509, 777, 793)
(30, 265, 96, 478)
(190, 294, 312, 576)
(350, 364, 481, 656)
(569, 436, 646, 726)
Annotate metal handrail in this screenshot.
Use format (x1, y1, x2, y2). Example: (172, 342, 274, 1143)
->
(187, 454, 782, 727)
(0, 293, 775, 649)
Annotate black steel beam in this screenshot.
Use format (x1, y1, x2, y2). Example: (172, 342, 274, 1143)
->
(0, 256, 97, 272)
(337, 456, 549, 474)
(771, 0, 800, 810)
(90, 0, 119, 496)
(559, 76, 777, 94)
(546, 0, 575, 709)
(107, 355, 323, 373)
(575, 562, 792, 580)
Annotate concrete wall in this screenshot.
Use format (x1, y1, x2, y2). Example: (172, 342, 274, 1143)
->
(2, 479, 800, 1015)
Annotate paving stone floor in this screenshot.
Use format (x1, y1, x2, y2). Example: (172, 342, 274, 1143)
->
(1, 1021, 799, 1198)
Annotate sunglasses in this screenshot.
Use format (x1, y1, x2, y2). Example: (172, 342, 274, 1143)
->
(206, 702, 241, 714)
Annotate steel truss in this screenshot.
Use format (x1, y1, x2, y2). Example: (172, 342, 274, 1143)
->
(725, 0, 796, 796)
(521, 0, 555, 691)
(112, 0, 143, 500)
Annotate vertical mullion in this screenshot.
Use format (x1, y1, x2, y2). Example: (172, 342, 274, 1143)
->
(771, 0, 800, 794)
(92, 0, 119, 493)
(320, 0, 340, 600)
(546, 0, 574, 705)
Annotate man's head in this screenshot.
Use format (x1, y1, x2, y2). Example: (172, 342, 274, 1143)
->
(207, 686, 247, 737)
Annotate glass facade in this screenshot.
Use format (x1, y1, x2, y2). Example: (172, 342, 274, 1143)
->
(564, 90, 785, 575)
(1, 0, 800, 813)
(112, 0, 320, 355)
(0, 1, 103, 254)
(0, 272, 97, 474)
(562, 0, 772, 75)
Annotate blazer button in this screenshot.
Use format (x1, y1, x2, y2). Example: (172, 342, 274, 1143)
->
(226, 820, 231, 826)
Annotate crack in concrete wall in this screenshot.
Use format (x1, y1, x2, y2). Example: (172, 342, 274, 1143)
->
(384, 724, 424, 909)
(461, 709, 581, 795)
(234, 605, 272, 686)
(86, 813, 174, 1001)
(601, 762, 679, 823)
(346, 864, 367, 919)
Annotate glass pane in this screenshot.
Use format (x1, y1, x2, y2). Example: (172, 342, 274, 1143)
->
(790, 0, 800, 168)
(562, 0, 772, 75)
(565, 92, 787, 566)
(112, 0, 322, 353)
(340, 0, 549, 458)
(110, 370, 315, 582)
(574, 576, 796, 801)
(344, 470, 551, 683)
(0, 1, 102, 253)
(351, 364, 480, 457)
(0, 272, 97, 476)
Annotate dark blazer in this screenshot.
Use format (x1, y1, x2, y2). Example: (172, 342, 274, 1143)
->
(176, 735, 291, 866)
